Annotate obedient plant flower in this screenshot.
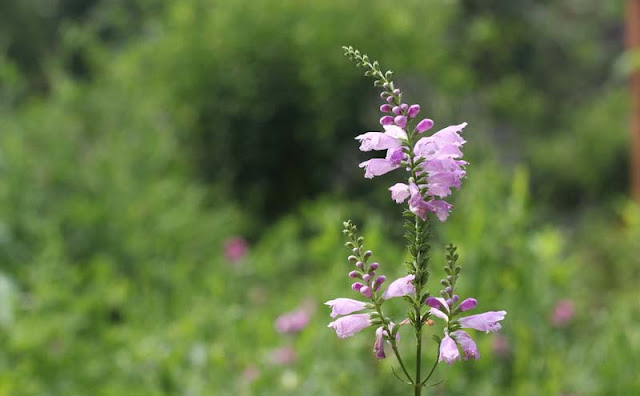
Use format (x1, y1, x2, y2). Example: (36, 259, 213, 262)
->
(325, 298, 368, 318)
(373, 322, 398, 359)
(330, 48, 507, 391)
(327, 313, 372, 338)
(223, 236, 248, 263)
(427, 296, 505, 364)
(382, 274, 415, 299)
(438, 333, 460, 364)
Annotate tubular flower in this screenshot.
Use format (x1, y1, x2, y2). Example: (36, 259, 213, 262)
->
(373, 322, 398, 359)
(328, 314, 372, 339)
(356, 125, 407, 178)
(325, 298, 368, 318)
(427, 296, 506, 363)
(438, 333, 460, 364)
(382, 274, 415, 300)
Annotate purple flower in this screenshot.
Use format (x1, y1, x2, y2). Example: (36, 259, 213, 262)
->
(408, 104, 420, 118)
(328, 314, 371, 338)
(359, 158, 401, 179)
(458, 298, 478, 312)
(325, 298, 367, 318)
(224, 237, 248, 262)
(451, 330, 480, 360)
(382, 274, 415, 300)
(389, 183, 411, 203)
(355, 125, 405, 152)
(407, 181, 453, 221)
(458, 311, 507, 333)
(551, 299, 575, 328)
(275, 307, 312, 334)
(373, 323, 398, 359)
(438, 333, 460, 364)
(416, 118, 434, 133)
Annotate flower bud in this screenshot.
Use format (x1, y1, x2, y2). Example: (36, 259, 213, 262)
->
(349, 271, 360, 278)
(392, 106, 401, 115)
(386, 96, 395, 104)
(394, 116, 407, 129)
(352, 247, 359, 254)
(380, 91, 389, 99)
(352, 282, 364, 291)
(379, 104, 392, 113)
(458, 298, 477, 312)
(380, 116, 394, 126)
(445, 286, 452, 294)
(452, 295, 460, 302)
(400, 103, 408, 111)
(356, 261, 364, 269)
(375, 275, 387, 285)
(364, 250, 372, 258)
(446, 298, 454, 307)
(408, 104, 420, 118)
(362, 274, 371, 283)
(383, 82, 390, 89)
(360, 286, 372, 298)
(393, 88, 401, 95)
(370, 262, 379, 270)
(348, 255, 358, 262)
(416, 118, 434, 133)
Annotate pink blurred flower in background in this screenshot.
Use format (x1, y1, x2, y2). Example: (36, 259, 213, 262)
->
(275, 300, 315, 334)
(268, 346, 296, 365)
(242, 365, 260, 384)
(492, 334, 511, 358)
(224, 236, 248, 262)
(551, 299, 575, 327)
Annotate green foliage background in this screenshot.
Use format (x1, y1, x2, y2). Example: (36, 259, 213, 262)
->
(0, 0, 638, 395)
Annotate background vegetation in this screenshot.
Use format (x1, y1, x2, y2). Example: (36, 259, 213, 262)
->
(0, 0, 637, 395)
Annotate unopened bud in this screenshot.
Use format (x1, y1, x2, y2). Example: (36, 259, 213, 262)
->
(352, 282, 364, 291)
(379, 104, 392, 113)
(400, 103, 408, 111)
(445, 286, 452, 294)
(362, 274, 371, 283)
(392, 106, 401, 115)
(380, 116, 394, 126)
(364, 250, 372, 258)
(356, 261, 364, 269)
(352, 247, 359, 254)
(360, 286, 372, 298)
(394, 115, 407, 129)
(393, 88, 401, 95)
(386, 95, 395, 104)
(408, 104, 420, 118)
(416, 118, 434, 133)
(348, 270, 360, 278)
(370, 262, 379, 270)
(348, 255, 358, 262)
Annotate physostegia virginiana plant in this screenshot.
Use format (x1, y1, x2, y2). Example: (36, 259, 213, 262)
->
(325, 47, 507, 395)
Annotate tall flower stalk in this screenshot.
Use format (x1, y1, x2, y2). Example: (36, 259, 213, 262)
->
(325, 47, 507, 395)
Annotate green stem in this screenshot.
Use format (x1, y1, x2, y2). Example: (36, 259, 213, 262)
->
(420, 342, 441, 387)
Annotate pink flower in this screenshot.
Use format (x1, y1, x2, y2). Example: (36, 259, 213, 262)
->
(451, 330, 480, 360)
(224, 237, 248, 262)
(458, 311, 507, 333)
(492, 334, 511, 358)
(458, 298, 478, 312)
(356, 125, 407, 179)
(328, 314, 371, 338)
(438, 333, 460, 364)
(389, 183, 411, 203)
(325, 298, 367, 318)
(242, 365, 260, 383)
(275, 306, 312, 334)
(373, 323, 398, 359)
(427, 296, 507, 334)
(268, 346, 296, 365)
(407, 182, 453, 222)
(551, 299, 575, 327)
(415, 118, 434, 133)
(382, 274, 415, 299)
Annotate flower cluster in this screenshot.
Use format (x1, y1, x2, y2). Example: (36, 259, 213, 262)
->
(426, 296, 507, 364)
(326, 224, 415, 358)
(355, 79, 467, 222)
